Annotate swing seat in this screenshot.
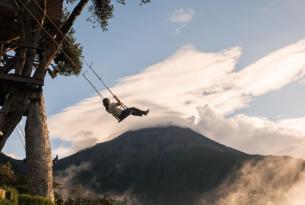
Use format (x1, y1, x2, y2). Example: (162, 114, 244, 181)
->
(117, 109, 133, 123)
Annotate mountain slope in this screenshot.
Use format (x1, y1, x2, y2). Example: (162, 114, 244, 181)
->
(54, 126, 255, 204)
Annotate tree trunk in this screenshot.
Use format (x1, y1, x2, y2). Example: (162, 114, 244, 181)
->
(25, 94, 54, 200)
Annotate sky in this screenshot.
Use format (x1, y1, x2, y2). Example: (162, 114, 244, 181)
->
(4, 0, 305, 159)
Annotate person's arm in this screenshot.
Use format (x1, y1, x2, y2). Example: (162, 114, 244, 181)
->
(113, 95, 122, 106)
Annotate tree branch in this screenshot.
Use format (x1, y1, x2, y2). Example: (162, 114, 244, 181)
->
(15, 6, 27, 75)
(34, 0, 89, 79)
(56, 0, 89, 43)
(21, 0, 47, 77)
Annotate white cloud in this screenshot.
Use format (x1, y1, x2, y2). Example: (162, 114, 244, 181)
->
(169, 8, 195, 34)
(49, 39, 305, 158)
(169, 8, 195, 24)
(237, 39, 305, 96)
(194, 106, 305, 158)
(277, 117, 305, 137)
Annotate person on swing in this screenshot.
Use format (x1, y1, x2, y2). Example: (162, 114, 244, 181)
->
(103, 96, 149, 122)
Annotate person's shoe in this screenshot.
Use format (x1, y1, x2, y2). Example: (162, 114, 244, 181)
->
(0, 130, 3, 137)
(144, 109, 149, 116)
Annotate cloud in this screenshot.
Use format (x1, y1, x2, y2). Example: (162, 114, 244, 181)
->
(210, 157, 305, 205)
(169, 8, 195, 24)
(237, 39, 305, 96)
(194, 106, 305, 158)
(277, 117, 305, 136)
(52, 131, 98, 157)
(49, 39, 305, 158)
(56, 163, 142, 204)
(55, 163, 92, 199)
(106, 190, 142, 205)
(169, 8, 195, 34)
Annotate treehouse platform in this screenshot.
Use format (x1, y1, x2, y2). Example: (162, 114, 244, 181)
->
(0, 74, 43, 87)
(0, 73, 43, 106)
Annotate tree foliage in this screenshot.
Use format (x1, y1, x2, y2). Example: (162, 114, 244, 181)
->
(89, 0, 151, 30)
(65, 0, 150, 30)
(53, 29, 83, 76)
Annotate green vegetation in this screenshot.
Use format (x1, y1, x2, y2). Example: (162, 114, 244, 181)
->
(0, 163, 15, 186)
(19, 194, 54, 205)
(3, 187, 18, 205)
(0, 199, 16, 205)
(0, 185, 115, 205)
(0, 192, 54, 205)
(0, 162, 114, 205)
(0, 187, 18, 205)
(0, 162, 27, 194)
(0, 186, 115, 205)
(54, 29, 83, 76)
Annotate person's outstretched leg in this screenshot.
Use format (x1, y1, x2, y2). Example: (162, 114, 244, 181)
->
(118, 107, 149, 122)
(130, 107, 149, 116)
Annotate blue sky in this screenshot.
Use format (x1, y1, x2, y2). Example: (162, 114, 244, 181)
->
(45, 0, 305, 116)
(4, 0, 305, 159)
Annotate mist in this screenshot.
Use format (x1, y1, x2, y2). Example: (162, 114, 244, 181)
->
(206, 157, 305, 205)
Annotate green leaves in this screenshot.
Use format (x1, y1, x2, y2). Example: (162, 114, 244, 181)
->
(89, 0, 114, 31)
(53, 29, 83, 76)
(88, 0, 151, 30)
(19, 194, 54, 205)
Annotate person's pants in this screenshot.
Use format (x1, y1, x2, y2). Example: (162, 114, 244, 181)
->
(118, 107, 146, 122)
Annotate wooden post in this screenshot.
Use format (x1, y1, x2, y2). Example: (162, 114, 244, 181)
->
(0, 43, 4, 57)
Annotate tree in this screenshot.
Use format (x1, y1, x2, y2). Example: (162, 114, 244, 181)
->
(0, 0, 150, 201)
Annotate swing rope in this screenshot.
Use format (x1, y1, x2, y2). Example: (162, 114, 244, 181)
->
(82, 71, 104, 102)
(22, 0, 127, 108)
(16, 124, 25, 150)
